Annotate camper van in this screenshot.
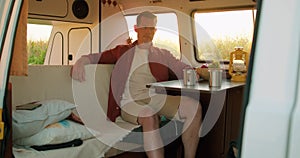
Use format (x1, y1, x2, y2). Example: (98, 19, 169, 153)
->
(1, 0, 299, 157)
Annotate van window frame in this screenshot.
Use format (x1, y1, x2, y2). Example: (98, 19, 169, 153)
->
(191, 6, 256, 64)
(0, 0, 23, 107)
(0, 0, 14, 56)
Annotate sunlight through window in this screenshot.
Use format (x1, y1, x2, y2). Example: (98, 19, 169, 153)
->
(193, 9, 256, 62)
(125, 13, 180, 59)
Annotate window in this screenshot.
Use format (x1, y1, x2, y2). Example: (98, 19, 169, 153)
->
(27, 23, 52, 64)
(125, 12, 181, 59)
(193, 9, 256, 62)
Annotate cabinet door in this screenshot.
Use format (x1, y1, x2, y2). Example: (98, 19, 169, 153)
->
(197, 92, 226, 158)
(224, 86, 244, 158)
(197, 87, 244, 158)
(28, 0, 67, 18)
(225, 87, 244, 144)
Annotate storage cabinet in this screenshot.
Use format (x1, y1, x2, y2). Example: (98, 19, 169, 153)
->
(28, 0, 95, 23)
(197, 86, 244, 158)
(29, 0, 68, 18)
(147, 80, 245, 158)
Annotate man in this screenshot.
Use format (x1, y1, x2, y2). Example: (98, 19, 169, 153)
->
(71, 11, 202, 158)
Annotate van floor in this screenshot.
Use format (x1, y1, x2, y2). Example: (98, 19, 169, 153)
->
(111, 136, 183, 158)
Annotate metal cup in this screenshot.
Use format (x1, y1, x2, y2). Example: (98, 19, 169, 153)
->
(208, 69, 223, 87)
(183, 69, 196, 86)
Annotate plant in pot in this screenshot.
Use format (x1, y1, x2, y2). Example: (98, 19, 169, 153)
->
(196, 61, 221, 80)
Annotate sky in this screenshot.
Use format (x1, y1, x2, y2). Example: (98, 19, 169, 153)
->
(194, 10, 255, 39)
(27, 24, 52, 41)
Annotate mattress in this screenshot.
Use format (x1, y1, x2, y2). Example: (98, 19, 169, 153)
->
(13, 138, 109, 158)
(13, 137, 143, 158)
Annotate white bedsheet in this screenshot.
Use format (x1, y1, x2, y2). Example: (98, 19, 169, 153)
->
(13, 138, 109, 158)
(13, 119, 141, 158)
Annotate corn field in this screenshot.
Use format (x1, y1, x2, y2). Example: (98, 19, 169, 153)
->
(27, 35, 252, 64)
(27, 40, 48, 65)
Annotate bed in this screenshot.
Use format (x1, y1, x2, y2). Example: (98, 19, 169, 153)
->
(9, 65, 142, 158)
(10, 64, 184, 158)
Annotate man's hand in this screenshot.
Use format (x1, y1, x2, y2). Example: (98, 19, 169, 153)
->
(195, 66, 209, 80)
(70, 56, 90, 82)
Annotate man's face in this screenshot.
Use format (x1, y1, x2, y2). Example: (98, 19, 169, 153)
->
(134, 16, 157, 44)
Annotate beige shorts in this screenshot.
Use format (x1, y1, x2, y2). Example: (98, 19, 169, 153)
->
(121, 94, 181, 125)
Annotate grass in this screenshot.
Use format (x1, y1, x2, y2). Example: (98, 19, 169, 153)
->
(27, 40, 48, 65)
(27, 35, 252, 64)
(198, 35, 252, 61)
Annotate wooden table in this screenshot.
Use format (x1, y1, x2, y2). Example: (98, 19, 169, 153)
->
(147, 79, 245, 158)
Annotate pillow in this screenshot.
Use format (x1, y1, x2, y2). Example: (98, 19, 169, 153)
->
(13, 99, 76, 140)
(14, 120, 94, 146)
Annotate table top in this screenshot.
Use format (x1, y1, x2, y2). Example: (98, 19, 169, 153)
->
(146, 79, 245, 93)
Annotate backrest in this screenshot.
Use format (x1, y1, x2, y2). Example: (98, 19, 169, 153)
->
(9, 64, 114, 113)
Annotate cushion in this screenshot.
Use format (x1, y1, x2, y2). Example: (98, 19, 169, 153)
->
(14, 120, 94, 146)
(13, 99, 76, 140)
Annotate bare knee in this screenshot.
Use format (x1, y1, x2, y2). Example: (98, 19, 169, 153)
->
(179, 97, 202, 120)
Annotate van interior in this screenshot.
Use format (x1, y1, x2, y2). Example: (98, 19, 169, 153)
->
(1, 0, 300, 158)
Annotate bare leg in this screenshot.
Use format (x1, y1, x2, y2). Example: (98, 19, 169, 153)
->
(179, 97, 202, 158)
(138, 108, 164, 158)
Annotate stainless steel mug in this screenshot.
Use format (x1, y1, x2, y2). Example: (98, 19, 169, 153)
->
(183, 69, 196, 86)
(209, 69, 222, 87)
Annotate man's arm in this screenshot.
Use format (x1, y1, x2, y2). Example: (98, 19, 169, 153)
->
(70, 56, 91, 82)
(163, 50, 191, 79)
(71, 45, 128, 82)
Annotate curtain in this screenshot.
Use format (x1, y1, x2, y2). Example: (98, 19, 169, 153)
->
(10, 0, 28, 76)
